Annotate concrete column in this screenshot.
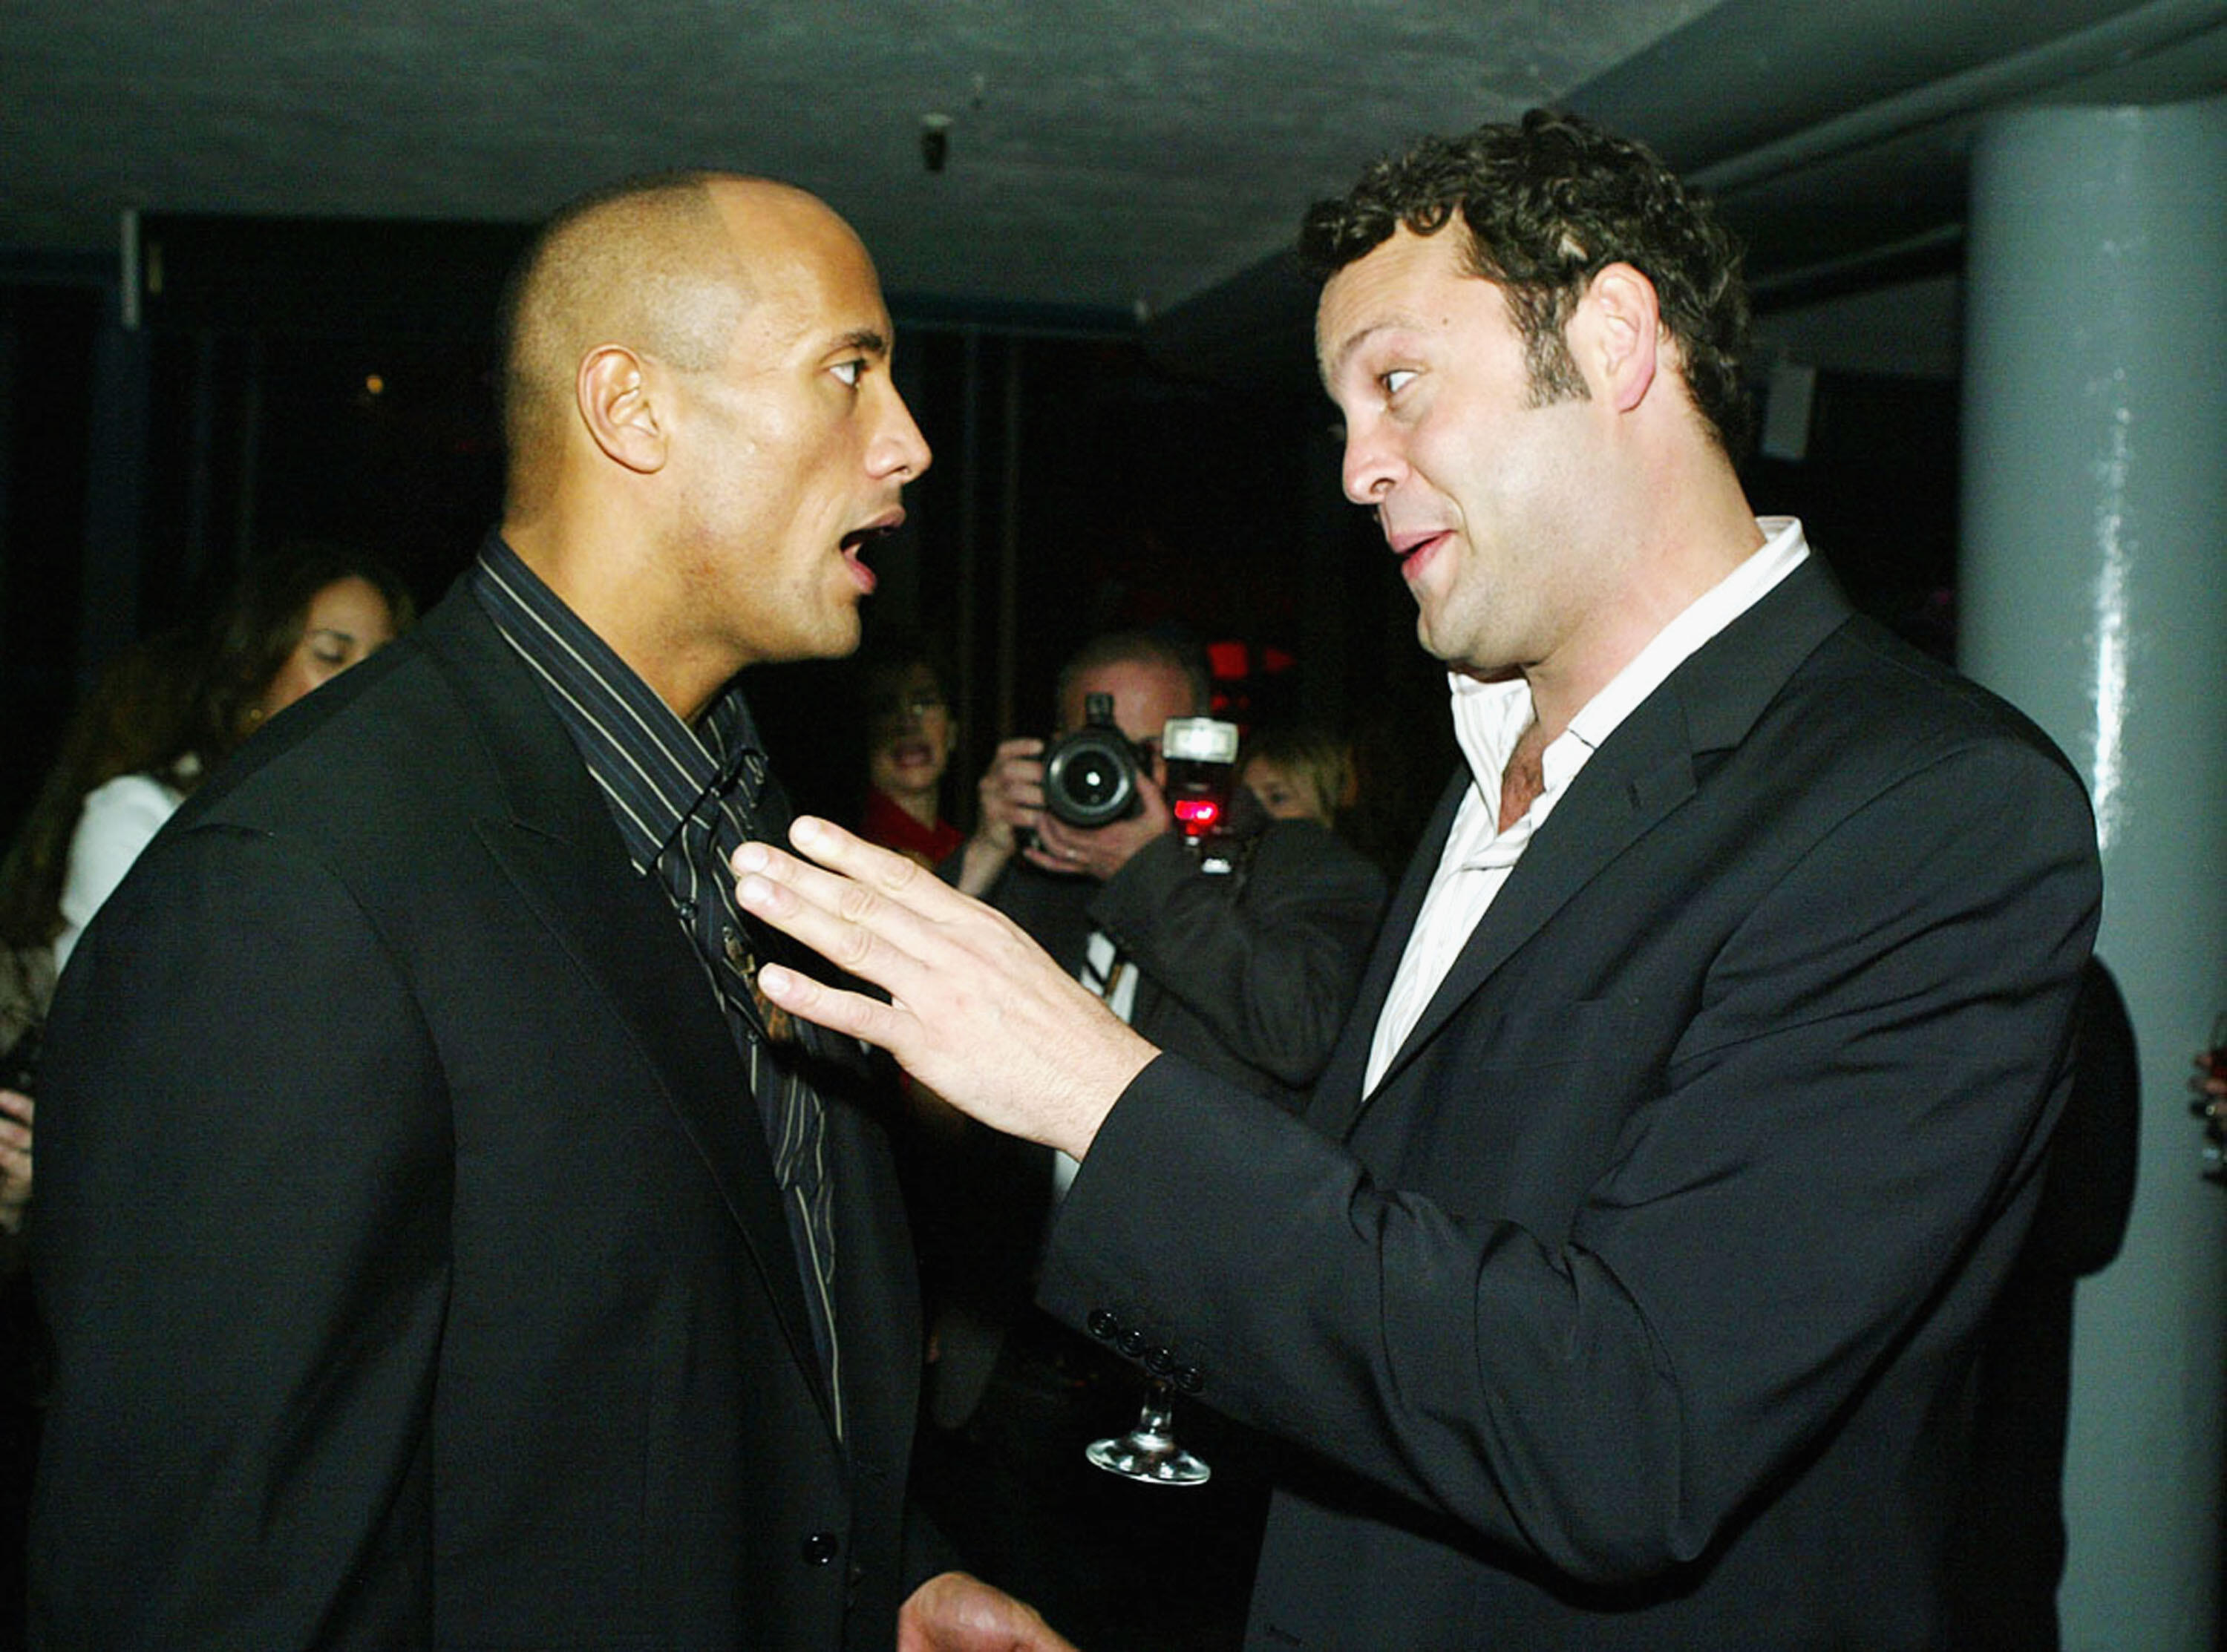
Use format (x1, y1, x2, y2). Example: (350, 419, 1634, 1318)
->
(1960, 96, 2227, 1652)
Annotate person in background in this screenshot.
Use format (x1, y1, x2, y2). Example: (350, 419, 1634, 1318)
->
(1240, 722, 1356, 832)
(3, 548, 408, 1237)
(731, 108, 2101, 1649)
(857, 632, 963, 868)
(0, 627, 205, 1022)
(51, 547, 414, 971)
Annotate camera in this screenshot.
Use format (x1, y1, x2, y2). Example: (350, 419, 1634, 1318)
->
(1041, 694, 1247, 869)
(1042, 693, 1148, 827)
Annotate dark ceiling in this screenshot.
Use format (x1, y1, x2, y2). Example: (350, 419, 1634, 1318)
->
(6, 0, 2223, 347)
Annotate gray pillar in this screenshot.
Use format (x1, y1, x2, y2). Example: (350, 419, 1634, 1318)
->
(1961, 97, 2227, 1652)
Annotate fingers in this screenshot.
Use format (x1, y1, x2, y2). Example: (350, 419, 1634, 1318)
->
(0, 1092, 29, 1213)
(733, 841, 922, 992)
(760, 816, 979, 925)
(733, 819, 975, 1034)
(753, 960, 907, 1055)
(979, 742, 1047, 834)
(899, 1570, 1079, 1652)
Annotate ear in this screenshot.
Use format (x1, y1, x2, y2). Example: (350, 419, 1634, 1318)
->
(1582, 262, 1661, 416)
(577, 345, 668, 474)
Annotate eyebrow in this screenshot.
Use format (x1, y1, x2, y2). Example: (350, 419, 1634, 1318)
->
(1318, 316, 1419, 393)
(834, 327, 892, 358)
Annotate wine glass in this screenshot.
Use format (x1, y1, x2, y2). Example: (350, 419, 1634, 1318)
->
(1086, 1377, 1211, 1486)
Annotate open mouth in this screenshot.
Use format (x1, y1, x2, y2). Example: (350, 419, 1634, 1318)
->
(840, 514, 904, 593)
(1389, 528, 1449, 577)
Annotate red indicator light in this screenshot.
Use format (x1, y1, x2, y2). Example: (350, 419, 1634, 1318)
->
(1174, 799, 1220, 828)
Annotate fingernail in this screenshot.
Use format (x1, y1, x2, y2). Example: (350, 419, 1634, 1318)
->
(734, 842, 767, 873)
(793, 817, 822, 847)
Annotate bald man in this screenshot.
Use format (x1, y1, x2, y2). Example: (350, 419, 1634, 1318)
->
(28, 173, 1052, 1650)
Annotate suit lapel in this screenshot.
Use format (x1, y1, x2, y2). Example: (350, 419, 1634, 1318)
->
(1306, 773, 1463, 1139)
(1364, 724, 1698, 1101)
(418, 590, 835, 1431)
(1315, 557, 1857, 1135)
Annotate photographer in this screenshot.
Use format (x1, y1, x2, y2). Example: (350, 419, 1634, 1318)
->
(950, 630, 1386, 1109)
(912, 629, 1384, 1650)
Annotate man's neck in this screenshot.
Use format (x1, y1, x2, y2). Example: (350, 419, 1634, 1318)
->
(1521, 500, 1767, 745)
(502, 517, 736, 727)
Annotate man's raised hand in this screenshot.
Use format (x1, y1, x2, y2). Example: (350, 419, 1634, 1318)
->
(733, 817, 1157, 1158)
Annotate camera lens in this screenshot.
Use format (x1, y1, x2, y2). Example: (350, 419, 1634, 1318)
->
(1043, 727, 1139, 827)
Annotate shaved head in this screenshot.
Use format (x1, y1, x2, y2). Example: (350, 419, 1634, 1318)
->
(499, 171, 817, 515)
(492, 170, 927, 715)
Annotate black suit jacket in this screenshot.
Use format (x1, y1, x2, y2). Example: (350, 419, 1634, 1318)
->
(30, 583, 923, 1649)
(1038, 559, 2102, 1648)
(921, 819, 1384, 1426)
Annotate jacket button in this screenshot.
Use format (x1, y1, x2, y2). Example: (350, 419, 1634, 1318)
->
(802, 1531, 840, 1567)
(1088, 1308, 1120, 1340)
(1145, 1345, 1174, 1375)
(1174, 1365, 1204, 1394)
(1117, 1327, 1146, 1357)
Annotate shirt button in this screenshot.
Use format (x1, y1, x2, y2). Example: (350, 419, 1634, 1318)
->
(801, 1531, 840, 1566)
(677, 899, 699, 922)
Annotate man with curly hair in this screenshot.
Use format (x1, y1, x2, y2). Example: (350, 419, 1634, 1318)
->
(735, 111, 2102, 1648)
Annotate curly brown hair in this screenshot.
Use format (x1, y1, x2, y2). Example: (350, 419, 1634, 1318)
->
(1300, 108, 1753, 459)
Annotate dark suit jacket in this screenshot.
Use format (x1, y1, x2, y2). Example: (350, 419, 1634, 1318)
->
(30, 583, 923, 1650)
(1038, 558, 2102, 1649)
(920, 818, 1385, 1427)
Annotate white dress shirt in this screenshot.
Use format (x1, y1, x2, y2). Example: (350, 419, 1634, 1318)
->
(1363, 518, 1811, 1095)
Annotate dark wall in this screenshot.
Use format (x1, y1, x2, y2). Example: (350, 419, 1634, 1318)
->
(0, 215, 1966, 879)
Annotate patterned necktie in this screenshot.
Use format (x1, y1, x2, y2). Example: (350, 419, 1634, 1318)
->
(674, 751, 843, 1435)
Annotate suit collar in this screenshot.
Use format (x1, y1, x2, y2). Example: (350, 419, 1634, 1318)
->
(1310, 557, 1856, 1137)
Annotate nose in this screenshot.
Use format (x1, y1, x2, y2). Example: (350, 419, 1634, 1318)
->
(872, 386, 933, 482)
(1340, 415, 1402, 507)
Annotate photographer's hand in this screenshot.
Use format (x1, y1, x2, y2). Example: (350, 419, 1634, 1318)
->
(0, 1087, 32, 1235)
(733, 820, 1156, 1158)
(955, 738, 1047, 897)
(1029, 767, 1172, 882)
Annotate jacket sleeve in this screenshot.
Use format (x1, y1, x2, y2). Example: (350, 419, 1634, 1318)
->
(1039, 734, 2100, 1585)
(31, 821, 448, 1648)
(1087, 822, 1387, 1090)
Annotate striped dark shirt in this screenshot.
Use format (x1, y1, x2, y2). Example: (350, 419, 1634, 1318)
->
(471, 533, 843, 1432)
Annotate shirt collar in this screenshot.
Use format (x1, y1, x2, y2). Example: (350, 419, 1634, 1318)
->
(1448, 517, 1810, 807)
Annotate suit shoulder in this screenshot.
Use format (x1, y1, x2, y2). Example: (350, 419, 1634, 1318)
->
(185, 629, 506, 833)
(1795, 616, 2082, 782)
